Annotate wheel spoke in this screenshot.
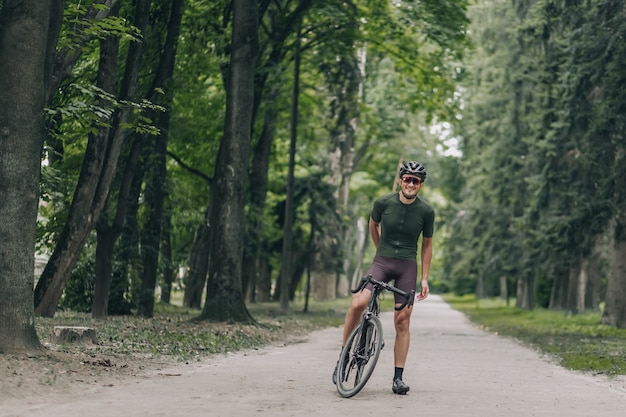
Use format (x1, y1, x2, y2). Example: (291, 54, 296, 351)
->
(336, 316, 384, 398)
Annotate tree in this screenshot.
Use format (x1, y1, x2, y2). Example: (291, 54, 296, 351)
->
(34, 0, 152, 317)
(447, 0, 626, 326)
(597, 0, 626, 327)
(199, 0, 258, 322)
(278, 22, 302, 312)
(136, 0, 184, 318)
(27, 0, 472, 322)
(242, 0, 315, 304)
(88, 5, 122, 318)
(0, 0, 60, 351)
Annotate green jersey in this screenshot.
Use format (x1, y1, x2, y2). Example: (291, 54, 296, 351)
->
(371, 192, 435, 260)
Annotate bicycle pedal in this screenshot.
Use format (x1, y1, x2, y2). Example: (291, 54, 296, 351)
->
(381, 340, 385, 349)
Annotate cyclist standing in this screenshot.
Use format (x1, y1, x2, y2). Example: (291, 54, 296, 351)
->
(333, 160, 434, 395)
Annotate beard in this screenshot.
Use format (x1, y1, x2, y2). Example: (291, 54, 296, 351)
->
(401, 190, 417, 200)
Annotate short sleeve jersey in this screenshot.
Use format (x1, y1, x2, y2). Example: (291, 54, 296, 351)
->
(370, 192, 435, 260)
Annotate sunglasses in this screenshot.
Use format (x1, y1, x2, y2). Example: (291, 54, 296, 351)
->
(402, 176, 423, 185)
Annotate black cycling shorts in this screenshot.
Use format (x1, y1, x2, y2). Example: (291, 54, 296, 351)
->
(364, 255, 417, 304)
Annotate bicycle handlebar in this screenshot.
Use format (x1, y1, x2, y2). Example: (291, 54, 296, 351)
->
(351, 275, 415, 310)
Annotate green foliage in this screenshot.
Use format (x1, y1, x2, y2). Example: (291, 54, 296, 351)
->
(60, 242, 96, 313)
(46, 82, 166, 140)
(359, 0, 470, 122)
(35, 0, 473, 318)
(60, 0, 142, 50)
(442, 0, 626, 310)
(446, 294, 626, 375)
(265, 168, 346, 282)
(38, 166, 73, 255)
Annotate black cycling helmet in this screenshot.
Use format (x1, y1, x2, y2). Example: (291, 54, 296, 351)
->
(399, 161, 426, 180)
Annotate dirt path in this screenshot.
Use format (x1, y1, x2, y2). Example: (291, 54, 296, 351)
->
(2, 295, 625, 417)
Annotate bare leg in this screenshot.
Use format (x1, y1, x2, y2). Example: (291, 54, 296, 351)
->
(393, 305, 413, 367)
(341, 289, 371, 345)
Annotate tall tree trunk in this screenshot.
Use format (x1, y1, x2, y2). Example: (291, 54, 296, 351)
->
(243, 1, 315, 303)
(93, 133, 143, 317)
(93, 215, 116, 317)
(89, 15, 121, 319)
(0, 0, 56, 351)
(243, 45, 285, 303)
(311, 253, 335, 302)
(549, 266, 569, 310)
(94, 0, 184, 316)
(243, 90, 279, 303)
(200, 0, 258, 322)
(34, 0, 151, 317)
(34, 100, 113, 316)
(603, 212, 626, 328)
(515, 275, 535, 309)
(476, 275, 485, 299)
(160, 201, 174, 304)
(575, 260, 588, 314)
(349, 217, 368, 291)
(565, 264, 581, 313)
(557, 259, 591, 314)
(136, 0, 183, 317)
(302, 225, 315, 310)
(256, 260, 272, 302)
(43, 4, 124, 307)
(585, 240, 603, 311)
(289, 251, 307, 300)
(108, 168, 144, 316)
(279, 28, 301, 313)
(499, 276, 509, 303)
(137, 125, 168, 318)
(183, 219, 210, 309)
(318, 52, 361, 299)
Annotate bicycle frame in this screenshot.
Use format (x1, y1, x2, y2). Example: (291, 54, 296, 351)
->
(353, 276, 410, 360)
(351, 274, 415, 313)
(336, 275, 415, 398)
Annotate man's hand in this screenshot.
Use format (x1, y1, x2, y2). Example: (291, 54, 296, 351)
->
(416, 279, 429, 301)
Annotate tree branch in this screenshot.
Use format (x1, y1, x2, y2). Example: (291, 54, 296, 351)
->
(167, 151, 213, 185)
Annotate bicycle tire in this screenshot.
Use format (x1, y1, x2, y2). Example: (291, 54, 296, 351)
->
(336, 315, 384, 398)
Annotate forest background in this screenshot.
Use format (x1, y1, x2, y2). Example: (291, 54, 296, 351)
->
(1, 0, 626, 357)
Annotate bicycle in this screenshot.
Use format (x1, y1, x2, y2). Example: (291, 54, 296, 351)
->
(335, 274, 415, 398)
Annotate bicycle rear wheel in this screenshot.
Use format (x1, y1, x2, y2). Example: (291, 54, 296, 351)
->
(336, 315, 384, 398)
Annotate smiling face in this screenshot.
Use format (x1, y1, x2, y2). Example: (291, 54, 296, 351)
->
(399, 174, 423, 202)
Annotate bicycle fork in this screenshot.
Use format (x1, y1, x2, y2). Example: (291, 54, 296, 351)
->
(354, 313, 383, 363)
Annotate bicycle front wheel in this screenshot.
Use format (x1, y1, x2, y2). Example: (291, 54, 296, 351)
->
(336, 315, 384, 398)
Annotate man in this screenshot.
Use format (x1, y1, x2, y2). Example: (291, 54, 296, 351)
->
(333, 160, 434, 395)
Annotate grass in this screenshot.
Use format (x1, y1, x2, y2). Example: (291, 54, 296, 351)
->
(443, 294, 626, 377)
(1, 291, 408, 395)
(34, 291, 626, 379)
(34, 295, 350, 364)
(31, 288, 400, 367)
(0, 296, 348, 397)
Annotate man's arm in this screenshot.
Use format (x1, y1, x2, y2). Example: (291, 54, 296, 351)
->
(369, 217, 381, 248)
(417, 236, 432, 300)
